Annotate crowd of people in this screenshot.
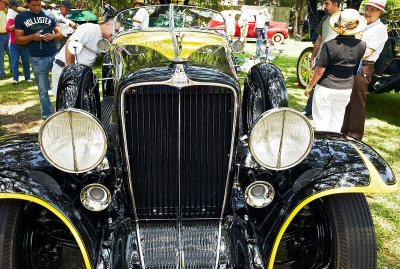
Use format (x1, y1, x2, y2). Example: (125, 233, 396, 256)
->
(0, 0, 117, 120)
(0, 0, 391, 140)
(304, 0, 388, 141)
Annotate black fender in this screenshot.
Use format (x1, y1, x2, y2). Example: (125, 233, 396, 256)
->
(236, 133, 397, 267)
(242, 63, 288, 132)
(56, 64, 101, 118)
(0, 135, 101, 269)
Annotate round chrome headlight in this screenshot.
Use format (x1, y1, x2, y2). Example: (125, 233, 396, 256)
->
(39, 109, 107, 173)
(249, 108, 314, 170)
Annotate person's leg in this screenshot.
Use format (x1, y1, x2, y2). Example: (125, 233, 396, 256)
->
(51, 63, 63, 97)
(303, 89, 314, 115)
(256, 28, 263, 59)
(31, 55, 55, 119)
(9, 43, 19, 82)
(0, 35, 6, 78)
(243, 24, 248, 44)
(341, 65, 373, 140)
(4, 34, 9, 58)
(20, 47, 31, 81)
(329, 89, 352, 133)
(312, 84, 332, 132)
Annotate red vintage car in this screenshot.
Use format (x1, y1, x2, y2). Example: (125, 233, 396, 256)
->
(209, 10, 289, 45)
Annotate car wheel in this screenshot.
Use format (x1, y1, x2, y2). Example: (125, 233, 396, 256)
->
(274, 194, 376, 269)
(271, 33, 285, 45)
(56, 64, 101, 119)
(296, 47, 314, 87)
(102, 51, 114, 97)
(0, 200, 85, 268)
(242, 63, 288, 133)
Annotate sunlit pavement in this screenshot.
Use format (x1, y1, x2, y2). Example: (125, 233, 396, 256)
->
(241, 38, 313, 58)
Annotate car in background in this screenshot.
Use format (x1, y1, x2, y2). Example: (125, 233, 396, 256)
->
(209, 10, 289, 44)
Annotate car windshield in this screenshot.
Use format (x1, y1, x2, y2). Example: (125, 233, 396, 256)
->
(114, 5, 225, 34)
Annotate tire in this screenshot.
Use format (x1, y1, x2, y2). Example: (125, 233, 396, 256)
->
(242, 63, 288, 133)
(271, 33, 285, 45)
(275, 194, 376, 269)
(0, 200, 22, 268)
(0, 200, 85, 269)
(56, 64, 101, 119)
(102, 51, 114, 97)
(296, 47, 314, 88)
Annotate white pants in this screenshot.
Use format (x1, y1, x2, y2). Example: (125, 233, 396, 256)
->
(51, 63, 64, 97)
(312, 84, 352, 133)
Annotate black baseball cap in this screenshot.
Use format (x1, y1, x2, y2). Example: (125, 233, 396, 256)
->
(61, 0, 72, 9)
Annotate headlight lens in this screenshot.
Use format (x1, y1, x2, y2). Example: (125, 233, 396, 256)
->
(249, 108, 314, 170)
(39, 109, 107, 173)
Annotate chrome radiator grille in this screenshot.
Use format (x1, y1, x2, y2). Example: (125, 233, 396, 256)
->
(123, 85, 235, 219)
(140, 221, 220, 268)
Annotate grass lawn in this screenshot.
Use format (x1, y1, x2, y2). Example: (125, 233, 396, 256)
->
(0, 47, 399, 268)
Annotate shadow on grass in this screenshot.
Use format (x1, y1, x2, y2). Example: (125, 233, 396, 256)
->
(366, 92, 400, 127)
(0, 101, 49, 137)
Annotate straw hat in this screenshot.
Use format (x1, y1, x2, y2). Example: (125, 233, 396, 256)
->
(366, 0, 386, 12)
(133, 0, 145, 5)
(330, 9, 367, 36)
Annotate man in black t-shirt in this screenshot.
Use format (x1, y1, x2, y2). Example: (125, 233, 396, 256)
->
(304, 9, 366, 133)
(14, 0, 63, 120)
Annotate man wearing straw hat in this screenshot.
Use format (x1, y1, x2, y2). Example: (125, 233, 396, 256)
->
(341, 0, 388, 140)
(304, 9, 366, 133)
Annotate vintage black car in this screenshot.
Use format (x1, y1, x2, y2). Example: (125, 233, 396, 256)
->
(0, 5, 398, 269)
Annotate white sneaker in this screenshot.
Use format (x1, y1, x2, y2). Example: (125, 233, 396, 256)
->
(12, 80, 18, 84)
(48, 90, 54, 95)
(26, 79, 33, 82)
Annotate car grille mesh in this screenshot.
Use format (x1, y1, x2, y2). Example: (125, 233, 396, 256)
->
(140, 221, 219, 268)
(124, 85, 234, 219)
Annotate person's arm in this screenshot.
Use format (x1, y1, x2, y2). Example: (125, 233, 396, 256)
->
(363, 48, 375, 60)
(6, 20, 14, 33)
(66, 18, 77, 29)
(15, 29, 43, 45)
(304, 66, 325, 96)
(42, 25, 63, 42)
(310, 35, 321, 67)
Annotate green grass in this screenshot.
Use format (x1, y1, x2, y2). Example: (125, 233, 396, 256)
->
(0, 51, 399, 268)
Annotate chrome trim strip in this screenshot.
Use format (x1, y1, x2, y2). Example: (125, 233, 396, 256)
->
(215, 221, 223, 268)
(177, 88, 183, 267)
(135, 221, 146, 267)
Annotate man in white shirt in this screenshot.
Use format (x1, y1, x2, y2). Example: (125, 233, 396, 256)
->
(132, 0, 149, 30)
(52, 0, 76, 50)
(255, 10, 266, 59)
(51, 17, 119, 95)
(238, 7, 249, 44)
(225, 12, 235, 44)
(341, 0, 388, 140)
